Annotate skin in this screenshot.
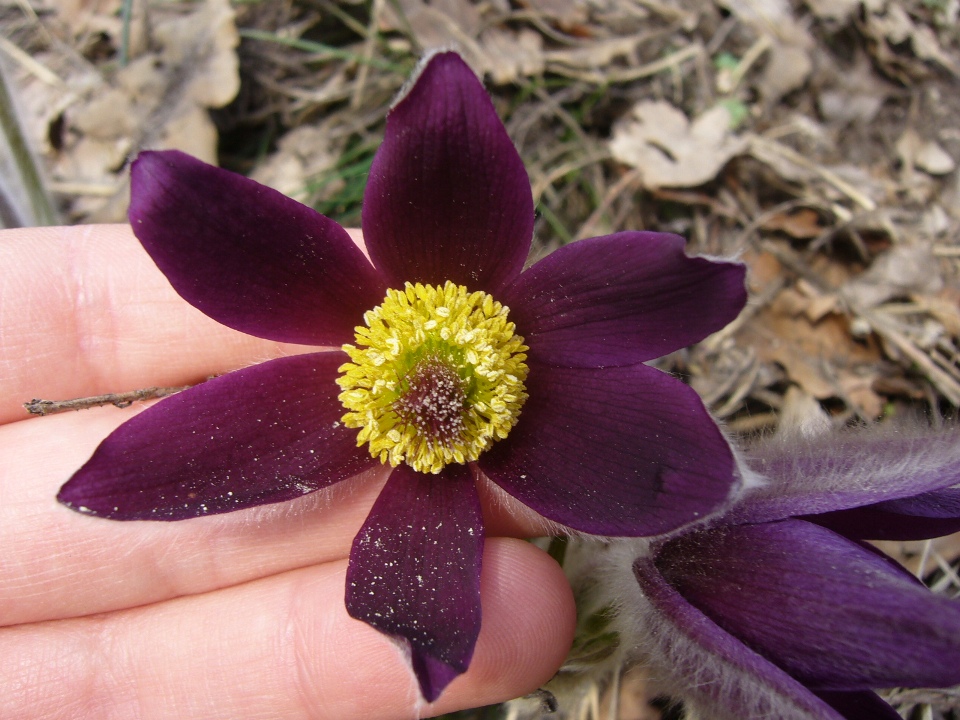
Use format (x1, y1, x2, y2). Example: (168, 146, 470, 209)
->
(0, 224, 576, 720)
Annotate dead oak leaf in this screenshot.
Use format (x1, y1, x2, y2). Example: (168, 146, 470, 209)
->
(761, 208, 824, 239)
(382, 1, 542, 84)
(864, 2, 960, 77)
(544, 34, 650, 69)
(610, 101, 747, 189)
(54, 0, 239, 222)
(478, 27, 544, 85)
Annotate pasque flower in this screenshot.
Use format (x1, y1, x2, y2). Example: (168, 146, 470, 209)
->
(57, 51, 747, 701)
(619, 426, 960, 720)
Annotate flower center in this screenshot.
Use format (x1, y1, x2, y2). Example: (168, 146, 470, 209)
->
(336, 281, 528, 474)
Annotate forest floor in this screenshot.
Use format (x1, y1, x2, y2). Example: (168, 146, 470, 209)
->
(3, 0, 960, 717)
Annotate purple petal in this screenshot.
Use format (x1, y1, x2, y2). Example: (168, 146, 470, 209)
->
(58, 353, 376, 519)
(815, 691, 904, 720)
(809, 486, 960, 540)
(345, 463, 484, 702)
(731, 425, 960, 525)
(479, 362, 738, 536)
(502, 232, 746, 366)
(362, 51, 532, 293)
(129, 150, 387, 345)
(632, 556, 846, 720)
(655, 519, 960, 690)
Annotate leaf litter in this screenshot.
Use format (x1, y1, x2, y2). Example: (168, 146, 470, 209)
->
(2, 0, 960, 717)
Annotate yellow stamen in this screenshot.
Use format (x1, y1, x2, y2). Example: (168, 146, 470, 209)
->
(336, 281, 528, 474)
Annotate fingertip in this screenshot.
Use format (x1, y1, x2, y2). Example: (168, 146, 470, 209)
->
(426, 537, 576, 715)
(3, 536, 575, 720)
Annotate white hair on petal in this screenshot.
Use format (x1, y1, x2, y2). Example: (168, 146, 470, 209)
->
(209, 465, 389, 539)
(599, 540, 844, 720)
(505, 532, 844, 719)
(507, 420, 960, 719)
(694, 249, 747, 264)
(390, 47, 480, 109)
(502, 537, 649, 719)
(736, 420, 960, 521)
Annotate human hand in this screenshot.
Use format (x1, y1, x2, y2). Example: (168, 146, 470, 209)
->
(0, 223, 575, 719)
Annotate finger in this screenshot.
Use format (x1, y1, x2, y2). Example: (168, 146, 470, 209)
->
(0, 403, 557, 626)
(0, 224, 352, 424)
(0, 538, 575, 720)
(0, 402, 386, 626)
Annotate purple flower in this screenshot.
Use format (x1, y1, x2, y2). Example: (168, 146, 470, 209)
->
(624, 426, 960, 720)
(57, 51, 746, 701)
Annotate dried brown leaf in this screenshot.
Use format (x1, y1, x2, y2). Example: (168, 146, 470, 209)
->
(382, 0, 482, 51)
(875, 535, 960, 577)
(250, 124, 338, 201)
(49, 0, 239, 221)
(776, 386, 831, 438)
(803, 0, 860, 22)
(897, 128, 957, 177)
(720, 0, 812, 45)
(517, 0, 589, 27)
(35, 0, 123, 39)
(478, 27, 545, 84)
(610, 102, 747, 189)
(842, 244, 943, 310)
(837, 371, 884, 419)
(152, 0, 240, 111)
(742, 282, 883, 402)
(863, 3, 960, 77)
(761, 208, 824, 239)
(816, 55, 892, 126)
(758, 44, 812, 103)
(922, 294, 960, 338)
(544, 34, 649, 69)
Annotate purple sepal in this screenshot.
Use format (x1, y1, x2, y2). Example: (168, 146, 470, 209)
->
(345, 463, 484, 702)
(632, 557, 846, 720)
(815, 691, 904, 720)
(808, 486, 960, 540)
(479, 362, 737, 536)
(129, 150, 387, 345)
(501, 232, 747, 367)
(654, 519, 960, 690)
(57, 353, 375, 519)
(732, 426, 960, 525)
(362, 51, 533, 293)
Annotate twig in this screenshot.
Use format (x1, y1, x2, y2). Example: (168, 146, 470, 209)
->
(577, 168, 643, 241)
(760, 240, 960, 405)
(726, 35, 772, 93)
(714, 357, 761, 419)
(24, 386, 190, 416)
(0, 35, 64, 87)
(725, 412, 779, 434)
(606, 663, 621, 720)
(119, 0, 134, 67)
(546, 43, 703, 84)
(701, 274, 789, 354)
(861, 309, 960, 406)
(531, 151, 612, 203)
(748, 136, 877, 212)
(350, 0, 384, 109)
